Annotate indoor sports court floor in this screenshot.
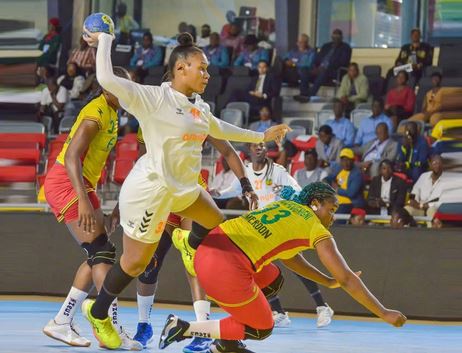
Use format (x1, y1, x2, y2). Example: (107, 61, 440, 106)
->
(0, 296, 460, 353)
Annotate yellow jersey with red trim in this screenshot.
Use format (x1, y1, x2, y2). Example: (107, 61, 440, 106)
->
(219, 200, 332, 272)
(137, 128, 208, 189)
(57, 94, 118, 188)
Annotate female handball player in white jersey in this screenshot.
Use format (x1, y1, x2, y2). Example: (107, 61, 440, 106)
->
(81, 29, 289, 349)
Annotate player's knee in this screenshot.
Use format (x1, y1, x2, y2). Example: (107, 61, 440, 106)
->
(81, 233, 116, 267)
(261, 269, 284, 300)
(138, 254, 160, 284)
(124, 256, 153, 277)
(244, 324, 274, 341)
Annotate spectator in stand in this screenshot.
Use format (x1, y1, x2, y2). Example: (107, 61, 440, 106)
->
(390, 208, 417, 228)
(385, 70, 416, 129)
(396, 121, 430, 183)
(349, 208, 366, 225)
(337, 62, 369, 113)
(326, 148, 365, 214)
(129, 32, 163, 83)
(367, 159, 407, 215)
(38, 77, 68, 133)
(409, 72, 442, 124)
(249, 106, 277, 133)
(404, 154, 445, 222)
(67, 37, 96, 75)
(37, 18, 62, 71)
(196, 24, 211, 47)
(282, 33, 315, 86)
(37, 65, 56, 85)
(239, 60, 278, 118)
(57, 62, 85, 100)
(294, 29, 351, 103)
(115, 2, 139, 44)
(325, 99, 356, 147)
(234, 34, 269, 70)
(355, 99, 393, 146)
(209, 158, 240, 209)
(294, 149, 328, 187)
(203, 32, 230, 69)
(393, 28, 432, 84)
(316, 124, 344, 170)
(359, 122, 398, 177)
(221, 22, 244, 58)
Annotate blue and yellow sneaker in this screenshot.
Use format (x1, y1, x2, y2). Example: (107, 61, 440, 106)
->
(133, 322, 153, 348)
(183, 337, 213, 353)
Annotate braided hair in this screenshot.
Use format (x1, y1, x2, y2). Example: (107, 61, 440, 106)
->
(279, 182, 336, 206)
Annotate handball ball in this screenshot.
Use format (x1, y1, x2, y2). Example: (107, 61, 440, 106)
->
(83, 13, 114, 35)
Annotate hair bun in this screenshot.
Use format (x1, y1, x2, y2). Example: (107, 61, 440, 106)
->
(177, 32, 194, 47)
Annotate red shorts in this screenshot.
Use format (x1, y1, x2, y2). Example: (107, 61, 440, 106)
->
(44, 163, 100, 223)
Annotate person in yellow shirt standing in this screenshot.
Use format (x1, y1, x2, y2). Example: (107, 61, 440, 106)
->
(161, 182, 406, 353)
(42, 67, 141, 350)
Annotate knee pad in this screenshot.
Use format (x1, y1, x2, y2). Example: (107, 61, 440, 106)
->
(81, 233, 116, 267)
(138, 230, 171, 284)
(244, 325, 273, 341)
(261, 270, 284, 300)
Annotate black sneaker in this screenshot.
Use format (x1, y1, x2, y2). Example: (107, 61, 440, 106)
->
(158, 314, 190, 350)
(209, 339, 255, 353)
(293, 95, 311, 103)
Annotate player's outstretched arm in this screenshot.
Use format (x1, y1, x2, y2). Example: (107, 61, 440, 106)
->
(280, 253, 338, 288)
(316, 238, 407, 327)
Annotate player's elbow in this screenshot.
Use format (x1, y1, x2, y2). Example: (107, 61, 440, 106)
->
(337, 270, 357, 288)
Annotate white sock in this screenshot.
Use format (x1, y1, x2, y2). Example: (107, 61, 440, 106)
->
(54, 287, 88, 325)
(185, 320, 221, 339)
(137, 294, 155, 323)
(108, 298, 118, 327)
(193, 300, 211, 322)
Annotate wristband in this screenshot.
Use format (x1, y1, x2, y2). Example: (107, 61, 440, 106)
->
(240, 177, 254, 194)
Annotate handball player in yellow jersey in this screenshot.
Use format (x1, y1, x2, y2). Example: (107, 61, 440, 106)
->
(160, 182, 407, 352)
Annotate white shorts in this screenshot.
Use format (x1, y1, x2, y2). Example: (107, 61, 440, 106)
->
(119, 161, 201, 244)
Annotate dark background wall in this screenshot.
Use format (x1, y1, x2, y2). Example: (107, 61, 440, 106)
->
(0, 213, 461, 320)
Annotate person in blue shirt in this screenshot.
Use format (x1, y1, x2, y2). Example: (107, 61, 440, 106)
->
(248, 106, 277, 133)
(354, 99, 393, 146)
(129, 32, 163, 82)
(234, 34, 269, 70)
(326, 99, 356, 147)
(202, 32, 230, 68)
(283, 34, 315, 86)
(396, 121, 430, 183)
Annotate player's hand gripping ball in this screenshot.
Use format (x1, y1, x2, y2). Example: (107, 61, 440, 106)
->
(83, 13, 114, 35)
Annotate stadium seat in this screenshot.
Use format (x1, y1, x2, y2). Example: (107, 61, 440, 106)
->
(112, 159, 136, 185)
(0, 133, 46, 149)
(116, 141, 138, 159)
(59, 116, 75, 134)
(202, 75, 223, 104)
(226, 102, 250, 126)
(121, 133, 138, 143)
(112, 44, 133, 67)
(351, 109, 372, 129)
(316, 109, 333, 130)
(363, 65, 381, 78)
(216, 75, 253, 111)
(200, 169, 210, 185)
(207, 101, 216, 115)
(220, 108, 243, 127)
(0, 166, 36, 182)
(0, 121, 45, 134)
(288, 119, 313, 135)
(398, 119, 425, 135)
(0, 149, 40, 165)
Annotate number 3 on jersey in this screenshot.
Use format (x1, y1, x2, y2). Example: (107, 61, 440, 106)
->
(251, 203, 291, 225)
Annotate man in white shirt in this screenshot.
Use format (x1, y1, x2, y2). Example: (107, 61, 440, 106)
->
(405, 154, 445, 220)
(39, 77, 69, 133)
(209, 157, 239, 208)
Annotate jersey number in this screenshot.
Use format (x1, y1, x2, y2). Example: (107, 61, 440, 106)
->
(251, 203, 291, 225)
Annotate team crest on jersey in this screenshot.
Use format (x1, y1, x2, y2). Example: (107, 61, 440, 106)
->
(190, 107, 201, 121)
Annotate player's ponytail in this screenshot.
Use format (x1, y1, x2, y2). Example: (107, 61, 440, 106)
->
(279, 182, 337, 206)
(166, 32, 203, 81)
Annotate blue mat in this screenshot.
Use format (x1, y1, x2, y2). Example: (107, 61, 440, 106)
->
(0, 300, 460, 353)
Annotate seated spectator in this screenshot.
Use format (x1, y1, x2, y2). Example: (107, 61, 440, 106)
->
(367, 160, 407, 215)
(385, 70, 416, 129)
(409, 73, 462, 127)
(203, 32, 230, 69)
(37, 18, 61, 71)
(115, 2, 139, 44)
(282, 33, 315, 86)
(393, 28, 432, 84)
(294, 28, 351, 103)
(396, 121, 430, 182)
(315, 124, 344, 170)
(37, 65, 56, 85)
(67, 37, 96, 75)
(337, 62, 369, 112)
(237, 60, 278, 118)
(326, 148, 365, 214)
(38, 77, 68, 133)
(249, 106, 277, 133)
(355, 99, 393, 146)
(57, 62, 85, 100)
(196, 24, 211, 47)
(349, 208, 366, 225)
(294, 149, 328, 187)
(234, 34, 269, 70)
(221, 22, 244, 58)
(404, 154, 445, 222)
(359, 122, 398, 177)
(129, 32, 163, 82)
(390, 208, 417, 228)
(325, 99, 356, 147)
(209, 158, 239, 209)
